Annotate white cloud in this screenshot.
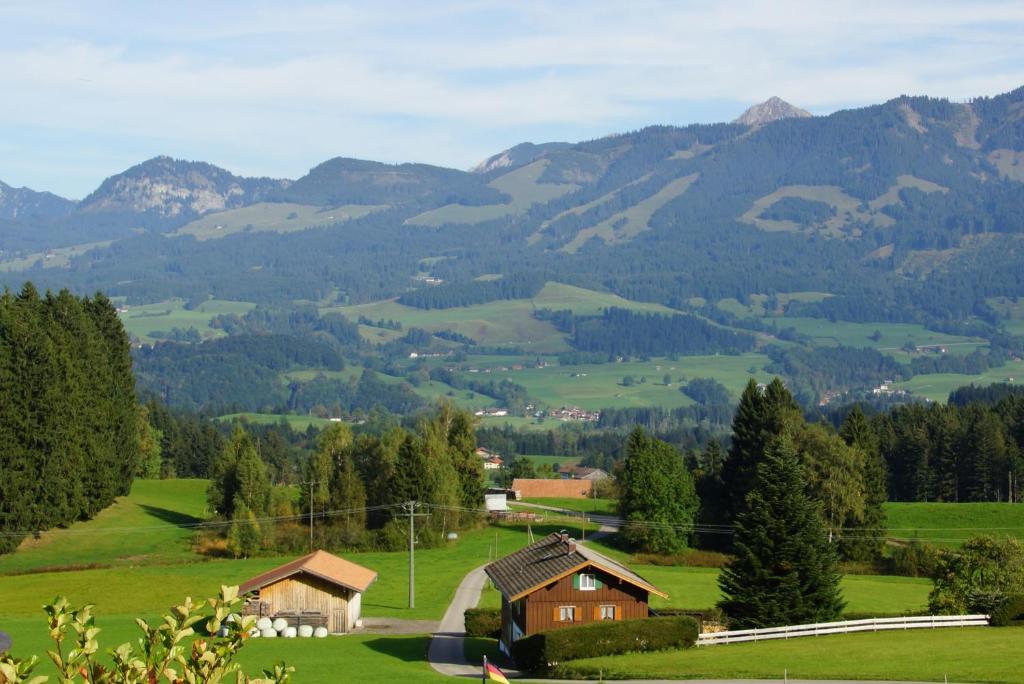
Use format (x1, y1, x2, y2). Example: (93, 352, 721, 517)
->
(0, 0, 1022, 195)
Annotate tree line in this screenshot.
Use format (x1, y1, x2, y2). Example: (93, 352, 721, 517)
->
(0, 284, 139, 553)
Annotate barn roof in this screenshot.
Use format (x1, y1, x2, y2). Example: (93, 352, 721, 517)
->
(485, 533, 667, 602)
(239, 550, 378, 595)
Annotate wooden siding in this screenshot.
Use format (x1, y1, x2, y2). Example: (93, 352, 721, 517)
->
(258, 573, 353, 633)
(523, 566, 648, 635)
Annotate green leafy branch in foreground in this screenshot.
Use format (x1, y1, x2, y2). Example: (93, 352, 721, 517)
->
(0, 586, 292, 684)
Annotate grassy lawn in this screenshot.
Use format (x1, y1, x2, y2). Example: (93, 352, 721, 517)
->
(517, 497, 619, 516)
(885, 501, 1024, 547)
(0, 479, 209, 574)
(557, 627, 1024, 682)
(118, 298, 254, 344)
(2, 614, 450, 684)
(636, 566, 930, 615)
(892, 359, 1024, 402)
(470, 353, 771, 411)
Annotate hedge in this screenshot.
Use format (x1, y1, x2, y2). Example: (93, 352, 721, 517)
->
(990, 596, 1024, 626)
(465, 608, 502, 638)
(511, 616, 699, 673)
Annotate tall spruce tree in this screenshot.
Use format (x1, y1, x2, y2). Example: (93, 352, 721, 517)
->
(719, 378, 801, 528)
(718, 436, 845, 628)
(618, 426, 698, 554)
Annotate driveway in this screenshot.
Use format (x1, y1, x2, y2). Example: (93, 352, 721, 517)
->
(428, 564, 491, 677)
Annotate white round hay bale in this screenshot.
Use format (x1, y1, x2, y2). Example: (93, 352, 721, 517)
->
(298, 625, 314, 638)
(282, 626, 297, 638)
(313, 626, 329, 638)
(217, 626, 229, 638)
(256, 617, 272, 631)
(260, 628, 277, 638)
(248, 627, 260, 638)
(272, 618, 288, 632)
(225, 613, 239, 623)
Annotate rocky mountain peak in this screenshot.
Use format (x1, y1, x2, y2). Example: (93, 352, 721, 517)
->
(470, 142, 571, 174)
(734, 97, 812, 126)
(0, 179, 77, 221)
(78, 156, 287, 218)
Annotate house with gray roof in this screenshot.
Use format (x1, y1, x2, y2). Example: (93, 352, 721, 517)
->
(485, 532, 667, 655)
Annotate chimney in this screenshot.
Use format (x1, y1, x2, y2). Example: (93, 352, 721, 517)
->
(559, 531, 568, 543)
(567, 538, 576, 554)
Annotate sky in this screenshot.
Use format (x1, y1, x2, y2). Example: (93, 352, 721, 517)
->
(2, 0, 1023, 198)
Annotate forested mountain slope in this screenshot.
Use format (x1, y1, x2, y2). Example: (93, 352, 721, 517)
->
(2, 87, 1023, 327)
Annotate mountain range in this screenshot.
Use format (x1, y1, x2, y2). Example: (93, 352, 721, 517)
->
(2, 90, 1023, 329)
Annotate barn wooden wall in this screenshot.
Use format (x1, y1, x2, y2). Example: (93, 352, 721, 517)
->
(260, 575, 353, 633)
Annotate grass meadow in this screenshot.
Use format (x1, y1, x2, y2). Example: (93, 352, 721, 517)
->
(884, 501, 1024, 547)
(557, 627, 1024, 682)
(3, 481, 1018, 683)
(117, 298, 254, 344)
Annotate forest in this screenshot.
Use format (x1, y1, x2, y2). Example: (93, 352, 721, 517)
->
(0, 285, 139, 552)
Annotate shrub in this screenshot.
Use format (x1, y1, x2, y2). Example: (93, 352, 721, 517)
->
(464, 608, 501, 638)
(889, 540, 940, 578)
(511, 616, 698, 674)
(929, 536, 1024, 615)
(990, 595, 1024, 626)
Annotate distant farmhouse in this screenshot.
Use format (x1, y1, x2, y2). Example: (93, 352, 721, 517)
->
(240, 550, 377, 634)
(512, 478, 593, 499)
(559, 465, 610, 481)
(486, 532, 667, 655)
(475, 446, 504, 470)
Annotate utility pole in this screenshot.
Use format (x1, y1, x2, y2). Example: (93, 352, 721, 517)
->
(403, 500, 429, 609)
(309, 479, 314, 552)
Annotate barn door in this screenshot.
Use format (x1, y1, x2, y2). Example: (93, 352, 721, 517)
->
(332, 607, 346, 633)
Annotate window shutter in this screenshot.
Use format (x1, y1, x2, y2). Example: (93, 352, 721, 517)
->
(572, 574, 580, 590)
(593, 605, 600, 620)
(553, 606, 560, 622)
(615, 604, 622, 620)
(595, 577, 603, 589)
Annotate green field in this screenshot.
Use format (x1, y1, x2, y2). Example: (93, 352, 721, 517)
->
(0, 240, 114, 272)
(557, 627, 1024, 682)
(216, 412, 339, 431)
(885, 501, 1024, 547)
(0, 479, 209, 574)
(467, 353, 771, 411)
(892, 359, 1024, 402)
(171, 202, 386, 241)
(0, 480, 970, 683)
(407, 160, 577, 227)
(118, 298, 254, 343)
(517, 497, 619, 516)
(328, 282, 678, 352)
(764, 316, 986, 356)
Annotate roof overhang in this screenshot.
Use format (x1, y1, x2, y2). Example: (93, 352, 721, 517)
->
(501, 560, 668, 602)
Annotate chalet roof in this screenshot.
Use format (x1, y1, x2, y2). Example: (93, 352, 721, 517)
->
(512, 478, 592, 498)
(239, 550, 378, 595)
(485, 533, 667, 602)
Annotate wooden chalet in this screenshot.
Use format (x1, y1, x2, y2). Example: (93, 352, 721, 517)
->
(485, 532, 667, 654)
(239, 550, 377, 634)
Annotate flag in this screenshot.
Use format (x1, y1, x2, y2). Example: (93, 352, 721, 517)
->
(485, 661, 509, 684)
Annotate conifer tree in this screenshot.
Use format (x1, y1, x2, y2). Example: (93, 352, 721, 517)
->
(840, 406, 888, 560)
(618, 427, 698, 554)
(719, 378, 801, 527)
(719, 436, 845, 628)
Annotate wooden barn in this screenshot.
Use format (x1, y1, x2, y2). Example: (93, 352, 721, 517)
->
(486, 532, 667, 655)
(239, 550, 377, 634)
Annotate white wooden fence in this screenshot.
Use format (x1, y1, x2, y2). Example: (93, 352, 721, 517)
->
(697, 614, 989, 646)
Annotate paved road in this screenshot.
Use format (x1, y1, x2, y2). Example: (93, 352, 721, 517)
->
(428, 564, 494, 678)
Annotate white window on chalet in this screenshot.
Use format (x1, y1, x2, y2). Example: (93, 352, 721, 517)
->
(600, 605, 616, 620)
(558, 606, 576, 622)
(576, 573, 598, 591)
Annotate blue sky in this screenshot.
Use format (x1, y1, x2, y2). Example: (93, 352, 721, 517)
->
(2, 0, 1023, 198)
